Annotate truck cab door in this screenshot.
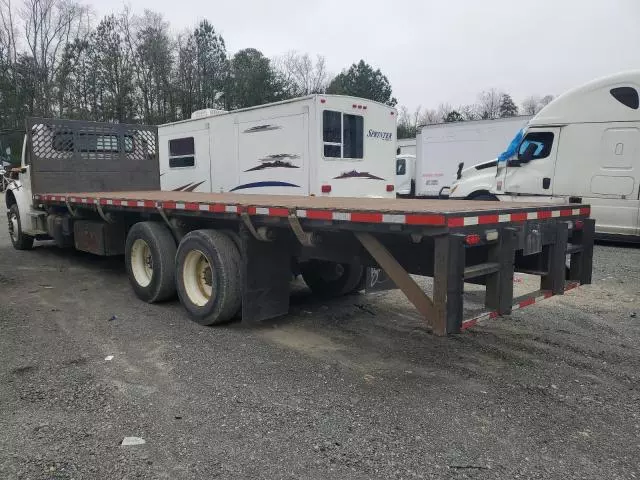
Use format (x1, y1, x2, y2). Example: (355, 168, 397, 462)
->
(500, 127, 560, 196)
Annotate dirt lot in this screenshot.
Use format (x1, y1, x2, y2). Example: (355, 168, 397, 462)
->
(1, 203, 639, 479)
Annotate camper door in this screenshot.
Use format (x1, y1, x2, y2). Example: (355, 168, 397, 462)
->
(501, 127, 560, 196)
(234, 113, 309, 195)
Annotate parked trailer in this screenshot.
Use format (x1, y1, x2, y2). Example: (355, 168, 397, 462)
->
(6, 118, 594, 336)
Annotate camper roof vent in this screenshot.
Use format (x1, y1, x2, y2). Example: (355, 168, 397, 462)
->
(191, 108, 227, 119)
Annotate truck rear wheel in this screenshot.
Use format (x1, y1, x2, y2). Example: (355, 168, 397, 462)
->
(175, 230, 242, 325)
(8, 204, 34, 250)
(125, 222, 177, 303)
(301, 260, 364, 298)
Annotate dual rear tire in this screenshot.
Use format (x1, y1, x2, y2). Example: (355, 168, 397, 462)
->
(125, 223, 359, 326)
(125, 223, 242, 325)
(301, 260, 364, 297)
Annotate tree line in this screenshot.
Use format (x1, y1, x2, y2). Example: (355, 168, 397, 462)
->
(0, 0, 396, 156)
(0, 0, 554, 157)
(396, 90, 555, 139)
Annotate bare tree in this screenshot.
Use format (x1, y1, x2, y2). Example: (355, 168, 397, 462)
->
(419, 108, 439, 125)
(540, 94, 554, 108)
(20, 0, 90, 115)
(459, 103, 479, 121)
(437, 102, 453, 123)
(477, 88, 503, 119)
(273, 50, 328, 96)
(0, 0, 19, 64)
(521, 95, 541, 115)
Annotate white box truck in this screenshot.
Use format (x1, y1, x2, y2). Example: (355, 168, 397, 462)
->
(396, 116, 532, 197)
(450, 70, 640, 240)
(158, 95, 398, 199)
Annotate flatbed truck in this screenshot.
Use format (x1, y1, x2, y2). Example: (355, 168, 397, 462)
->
(5, 118, 594, 336)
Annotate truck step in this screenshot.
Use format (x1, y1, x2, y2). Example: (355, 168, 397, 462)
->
(24, 229, 48, 236)
(516, 268, 549, 276)
(28, 210, 47, 217)
(464, 262, 500, 280)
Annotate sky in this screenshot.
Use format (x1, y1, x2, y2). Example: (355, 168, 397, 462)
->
(90, 0, 640, 112)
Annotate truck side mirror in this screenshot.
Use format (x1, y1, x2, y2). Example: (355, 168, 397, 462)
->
(519, 143, 537, 163)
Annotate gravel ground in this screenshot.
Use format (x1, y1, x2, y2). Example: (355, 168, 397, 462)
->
(1, 203, 639, 479)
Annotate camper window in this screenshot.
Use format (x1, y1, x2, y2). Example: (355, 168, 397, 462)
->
(396, 158, 406, 175)
(517, 132, 554, 161)
(322, 110, 364, 159)
(169, 137, 195, 168)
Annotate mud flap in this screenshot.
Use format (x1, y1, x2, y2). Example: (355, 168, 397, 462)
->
(241, 226, 292, 323)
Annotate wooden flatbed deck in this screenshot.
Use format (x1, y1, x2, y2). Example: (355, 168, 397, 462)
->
(34, 191, 590, 229)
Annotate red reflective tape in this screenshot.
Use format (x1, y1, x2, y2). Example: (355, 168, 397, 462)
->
(511, 212, 527, 222)
(99, 198, 108, 205)
(405, 214, 446, 226)
(579, 207, 590, 216)
(126, 200, 137, 207)
(489, 311, 499, 319)
(305, 210, 333, 220)
(112, 199, 122, 206)
(269, 207, 290, 217)
(351, 212, 383, 223)
(461, 319, 478, 331)
(183, 202, 198, 211)
(208, 204, 226, 213)
(560, 209, 573, 217)
(519, 298, 536, 308)
(143, 200, 155, 208)
(478, 214, 499, 224)
(538, 210, 552, 219)
(246, 206, 257, 215)
(163, 201, 177, 210)
(447, 217, 465, 227)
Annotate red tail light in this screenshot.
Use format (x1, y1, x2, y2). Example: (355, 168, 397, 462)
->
(321, 185, 331, 193)
(386, 184, 394, 192)
(465, 234, 481, 246)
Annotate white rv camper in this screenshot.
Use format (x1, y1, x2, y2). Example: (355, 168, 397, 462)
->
(450, 70, 640, 239)
(395, 116, 532, 197)
(158, 95, 397, 198)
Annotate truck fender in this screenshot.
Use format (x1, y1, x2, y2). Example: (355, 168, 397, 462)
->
(5, 180, 32, 227)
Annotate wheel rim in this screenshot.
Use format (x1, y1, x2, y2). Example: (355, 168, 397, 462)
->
(130, 239, 153, 287)
(182, 249, 213, 307)
(8, 212, 18, 242)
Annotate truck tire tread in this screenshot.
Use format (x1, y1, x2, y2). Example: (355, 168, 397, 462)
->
(175, 230, 242, 325)
(125, 221, 177, 303)
(8, 204, 34, 250)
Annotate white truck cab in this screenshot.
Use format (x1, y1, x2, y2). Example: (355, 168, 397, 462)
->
(451, 70, 640, 240)
(395, 154, 416, 196)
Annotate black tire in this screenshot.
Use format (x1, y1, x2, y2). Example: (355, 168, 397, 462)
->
(175, 230, 242, 325)
(469, 193, 499, 201)
(301, 260, 364, 298)
(222, 229, 242, 254)
(8, 204, 34, 250)
(125, 222, 177, 303)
